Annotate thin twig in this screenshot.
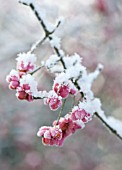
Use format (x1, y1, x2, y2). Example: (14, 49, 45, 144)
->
(30, 36, 47, 53)
(95, 112, 122, 141)
(30, 65, 44, 75)
(57, 99, 66, 124)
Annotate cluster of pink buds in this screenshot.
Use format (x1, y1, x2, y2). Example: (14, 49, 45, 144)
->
(43, 81, 77, 111)
(6, 0, 105, 147)
(37, 98, 99, 146)
(53, 82, 77, 98)
(37, 114, 83, 146)
(6, 70, 20, 90)
(16, 52, 37, 73)
(6, 53, 39, 102)
(44, 91, 62, 111)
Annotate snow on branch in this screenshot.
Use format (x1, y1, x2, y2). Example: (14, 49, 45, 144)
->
(95, 112, 122, 140)
(6, 0, 122, 146)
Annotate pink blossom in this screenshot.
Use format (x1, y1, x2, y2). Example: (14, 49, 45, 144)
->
(37, 126, 63, 146)
(17, 61, 35, 73)
(16, 86, 33, 102)
(44, 97, 62, 111)
(9, 80, 20, 90)
(53, 83, 69, 98)
(69, 88, 77, 95)
(53, 114, 83, 146)
(71, 109, 92, 123)
(19, 71, 26, 78)
(6, 70, 20, 90)
(16, 53, 37, 73)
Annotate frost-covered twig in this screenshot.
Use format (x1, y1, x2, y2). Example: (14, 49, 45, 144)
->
(21, 1, 122, 142)
(30, 35, 47, 53)
(19, 0, 84, 94)
(57, 99, 66, 124)
(95, 112, 122, 141)
(6, 0, 122, 146)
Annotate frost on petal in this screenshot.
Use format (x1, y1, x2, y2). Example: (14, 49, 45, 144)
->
(37, 125, 63, 146)
(16, 52, 37, 73)
(53, 83, 69, 98)
(44, 90, 62, 110)
(6, 69, 19, 82)
(68, 81, 78, 95)
(19, 74, 38, 97)
(6, 69, 20, 89)
(49, 98, 62, 111)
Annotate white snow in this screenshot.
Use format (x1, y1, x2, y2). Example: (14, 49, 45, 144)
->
(78, 98, 103, 115)
(63, 53, 82, 68)
(16, 52, 37, 68)
(35, 90, 48, 98)
(49, 65, 64, 73)
(68, 80, 78, 90)
(20, 74, 38, 96)
(87, 63, 104, 84)
(77, 64, 103, 99)
(98, 110, 122, 137)
(6, 69, 19, 82)
(48, 90, 62, 100)
(50, 35, 61, 49)
(54, 72, 69, 85)
(45, 55, 60, 69)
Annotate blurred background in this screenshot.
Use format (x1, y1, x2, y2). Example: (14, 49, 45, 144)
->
(0, 0, 122, 169)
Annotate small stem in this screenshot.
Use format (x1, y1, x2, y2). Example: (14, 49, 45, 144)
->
(33, 97, 45, 100)
(30, 65, 44, 75)
(95, 112, 122, 141)
(57, 99, 66, 124)
(30, 36, 47, 53)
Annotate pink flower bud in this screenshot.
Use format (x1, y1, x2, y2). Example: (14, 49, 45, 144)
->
(17, 61, 35, 73)
(16, 90, 27, 100)
(26, 94, 33, 102)
(44, 97, 62, 111)
(71, 109, 92, 123)
(9, 81, 20, 90)
(37, 126, 63, 146)
(54, 83, 69, 98)
(6, 71, 20, 90)
(69, 88, 76, 95)
(16, 53, 37, 73)
(19, 71, 26, 78)
(53, 114, 83, 146)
